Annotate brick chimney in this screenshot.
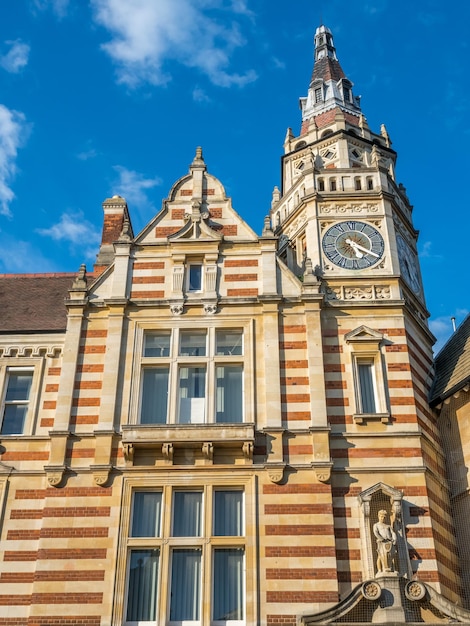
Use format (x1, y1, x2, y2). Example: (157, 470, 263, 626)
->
(94, 195, 134, 276)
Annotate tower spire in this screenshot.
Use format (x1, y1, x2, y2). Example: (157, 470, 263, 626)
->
(299, 25, 361, 130)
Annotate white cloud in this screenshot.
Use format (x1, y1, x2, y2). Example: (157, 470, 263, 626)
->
(0, 104, 29, 216)
(0, 40, 30, 73)
(0, 233, 56, 272)
(77, 148, 98, 161)
(33, 0, 70, 18)
(90, 0, 257, 88)
(192, 87, 211, 103)
(112, 165, 161, 208)
(36, 211, 101, 260)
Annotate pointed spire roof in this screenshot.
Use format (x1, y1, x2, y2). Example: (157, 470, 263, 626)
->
(310, 25, 345, 84)
(299, 25, 361, 128)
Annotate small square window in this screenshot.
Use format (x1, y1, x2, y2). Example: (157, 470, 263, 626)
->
(143, 332, 171, 357)
(180, 331, 207, 357)
(216, 330, 243, 356)
(188, 264, 202, 291)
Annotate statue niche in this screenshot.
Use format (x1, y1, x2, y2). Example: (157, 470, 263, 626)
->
(358, 483, 412, 580)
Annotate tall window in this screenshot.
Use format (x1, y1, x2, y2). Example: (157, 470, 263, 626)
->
(139, 328, 244, 425)
(1, 368, 33, 435)
(125, 486, 245, 625)
(188, 264, 203, 292)
(356, 360, 378, 414)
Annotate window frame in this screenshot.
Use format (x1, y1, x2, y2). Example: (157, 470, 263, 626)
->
(187, 263, 203, 293)
(115, 476, 255, 626)
(132, 321, 253, 428)
(345, 328, 390, 425)
(0, 359, 43, 436)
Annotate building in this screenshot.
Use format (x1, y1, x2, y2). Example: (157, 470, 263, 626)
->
(430, 315, 470, 608)
(0, 23, 469, 626)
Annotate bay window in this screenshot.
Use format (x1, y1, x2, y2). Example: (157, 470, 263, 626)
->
(124, 486, 245, 626)
(138, 328, 245, 426)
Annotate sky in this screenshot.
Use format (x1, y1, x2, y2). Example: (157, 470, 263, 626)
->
(0, 0, 468, 353)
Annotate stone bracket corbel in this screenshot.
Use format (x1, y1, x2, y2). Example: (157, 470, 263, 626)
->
(265, 463, 286, 484)
(122, 442, 134, 466)
(312, 461, 333, 483)
(202, 442, 213, 463)
(162, 443, 174, 464)
(90, 464, 112, 487)
(242, 441, 253, 461)
(45, 465, 66, 488)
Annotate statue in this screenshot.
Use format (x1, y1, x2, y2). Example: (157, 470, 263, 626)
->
(373, 509, 397, 573)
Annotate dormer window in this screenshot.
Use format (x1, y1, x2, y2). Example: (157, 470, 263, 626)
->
(343, 87, 351, 103)
(188, 264, 202, 292)
(314, 87, 323, 103)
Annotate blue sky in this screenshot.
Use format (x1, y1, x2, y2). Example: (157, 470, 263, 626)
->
(0, 0, 468, 352)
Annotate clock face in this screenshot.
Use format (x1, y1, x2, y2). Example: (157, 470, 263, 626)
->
(396, 234, 420, 293)
(322, 221, 385, 269)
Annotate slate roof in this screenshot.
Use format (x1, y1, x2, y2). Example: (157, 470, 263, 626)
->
(430, 314, 470, 404)
(311, 56, 346, 84)
(0, 274, 74, 333)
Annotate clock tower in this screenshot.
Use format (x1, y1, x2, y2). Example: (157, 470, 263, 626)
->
(272, 24, 425, 318)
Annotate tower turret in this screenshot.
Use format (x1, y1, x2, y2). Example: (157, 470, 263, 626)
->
(299, 25, 361, 134)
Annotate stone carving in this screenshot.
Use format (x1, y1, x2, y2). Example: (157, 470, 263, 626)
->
(405, 581, 426, 601)
(325, 285, 391, 302)
(202, 442, 213, 461)
(373, 510, 397, 574)
(203, 303, 217, 315)
(170, 303, 184, 316)
(242, 441, 253, 460)
(266, 464, 285, 484)
(320, 202, 379, 215)
(375, 286, 391, 299)
(122, 443, 134, 466)
(361, 581, 382, 601)
(344, 287, 373, 300)
(46, 467, 65, 488)
(162, 443, 174, 463)
(92, 467, 111, 487)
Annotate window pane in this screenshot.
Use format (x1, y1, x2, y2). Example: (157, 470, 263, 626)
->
(126, 549, 159, 621)
(179, 331, 206, 356)
(213, 549, 244, 621)
(178, 367, 206, 424)
(188, 265, 202, 291)
(170, 549, 201, 621)
(144, 332, 171, 357)
(140, 368, 169, 424)
(5, 371, 32, 401)
(131, 492, 162, 537)
(214, 491, 243, 536)
(216, 365, 243, 423)
(216, 330, 243, 356)
(1, 405, 28, 435)
(172, 491, 202, 536)
(358, 362, 377, 413)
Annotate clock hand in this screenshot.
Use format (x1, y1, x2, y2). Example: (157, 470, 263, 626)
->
(345, 238, 380, 258)
(345, 239, 363, 258)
